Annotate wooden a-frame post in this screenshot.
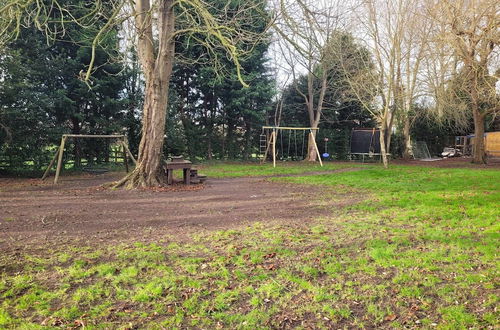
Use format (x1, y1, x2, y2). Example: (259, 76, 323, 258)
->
(272, 128, 277, 168)
(41, 147, 60, 180)
(54, 135, 67, 184)
(309, 129, 323, 167)
(261, 130, 271, 163)
(120, 140, 137, 165)
(42, 134, 136, 184)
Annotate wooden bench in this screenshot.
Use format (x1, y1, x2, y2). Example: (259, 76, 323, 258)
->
(189, 169, 207, 184)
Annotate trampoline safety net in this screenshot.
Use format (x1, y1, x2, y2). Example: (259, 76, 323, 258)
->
(350, 129, 381, 154)
(412, 141, 432, 159)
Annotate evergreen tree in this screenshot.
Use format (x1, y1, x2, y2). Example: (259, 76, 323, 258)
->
(169, 0, 274, 160)
(0, 0, 127, 172)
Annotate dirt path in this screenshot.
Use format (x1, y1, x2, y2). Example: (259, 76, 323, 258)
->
(0, 171, 354, 252)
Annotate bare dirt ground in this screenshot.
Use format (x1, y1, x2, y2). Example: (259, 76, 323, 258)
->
(1, 159, 496, 253)
(0, 171, 353, 254)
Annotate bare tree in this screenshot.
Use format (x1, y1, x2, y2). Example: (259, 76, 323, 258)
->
(426, 0, 500, 163)
(340, 0, 432, 166)
(1, 0, 267, 187)
(398, 1, 433, 159)
(340, 0, 398, 167)
(273, 0, 350, 161)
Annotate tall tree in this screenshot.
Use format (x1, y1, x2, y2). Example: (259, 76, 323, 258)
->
(395, 1, 433, 159)
(273, 0, 352, 162)
(1, 0, 266, 187)
(0, 37, 55, 170)
(169, 0, 273, 161)
(340, 0, 432, 167)
(280, 32, 375, 159)
(427, 0, 499, 163)
(0, 1, 126, 171)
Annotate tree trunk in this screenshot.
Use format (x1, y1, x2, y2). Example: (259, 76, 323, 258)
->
(180, 116, 194, 159)
(179, 72, 193, 159)
(402, 116, 412, 160)
(115, 0, 175, 188)
(221, 123, 226, 157)
(105, 140, 110, 164)
(306, 129, 318, 162)
(305, 71, 327, 162)
(469, 64, 487, 164)
(243, 120, 252, 160)
(472, 110, 486, 164)
(204, 108, 214, 161)
(71, 117, 82, 168)
(226, 110, 236, 159)
(379, 126, 388, 168)
(117, 78, 171, 187)
(206, 91, 216, 160)
(385, 111, 395, 154)
(207, 139, 213, 160)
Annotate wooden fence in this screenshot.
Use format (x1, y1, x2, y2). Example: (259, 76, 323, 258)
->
(485, 132, 500, 157)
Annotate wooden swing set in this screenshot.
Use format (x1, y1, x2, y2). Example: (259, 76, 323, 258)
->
(260, 126, 322, 167)
(41, 134, 136, 184)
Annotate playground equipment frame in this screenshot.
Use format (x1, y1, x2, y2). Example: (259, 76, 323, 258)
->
(41, 134, 136, 184)
(260, 126, 322, 168)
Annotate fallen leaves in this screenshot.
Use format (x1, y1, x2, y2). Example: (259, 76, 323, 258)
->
(265, 263, 277, 271)
(72, 319, 85, 328)
(142, 184, 206, 193)
(41, 317, 64, 326)
(264, 252, 276, 259)
(41, 316, 86, 328)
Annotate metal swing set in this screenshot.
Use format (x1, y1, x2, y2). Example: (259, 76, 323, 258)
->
(259, 126, 322, 168)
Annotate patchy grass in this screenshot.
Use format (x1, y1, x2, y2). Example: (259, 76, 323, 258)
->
(0, 163, 498, 328)
(277, 165, 499, 231)
(198, 161, 359, 178)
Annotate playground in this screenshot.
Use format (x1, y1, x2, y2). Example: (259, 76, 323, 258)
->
(1, 0, 499, 327)
(1, 161, 498, 328)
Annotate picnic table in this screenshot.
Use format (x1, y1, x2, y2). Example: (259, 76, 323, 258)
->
(164, 158, 192, 185)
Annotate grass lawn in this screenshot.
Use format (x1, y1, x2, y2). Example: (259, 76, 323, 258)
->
(1, 163, 498, 328)
(198, 161, 358, 178)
